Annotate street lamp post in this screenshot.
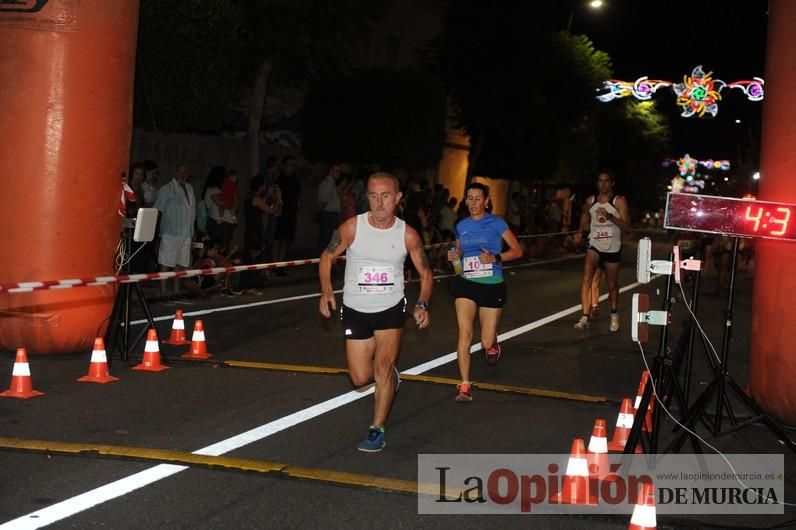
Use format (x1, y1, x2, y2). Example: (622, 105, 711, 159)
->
(567, 0, 604, 33)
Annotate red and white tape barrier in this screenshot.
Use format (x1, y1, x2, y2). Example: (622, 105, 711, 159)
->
(0, 259, 321, 294)
(0, 231, 575, 294)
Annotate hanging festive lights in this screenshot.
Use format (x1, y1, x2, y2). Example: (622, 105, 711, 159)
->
(662, 154, 731, 175)
(664, 154, 730, 194)
(597, 65, 764, 118)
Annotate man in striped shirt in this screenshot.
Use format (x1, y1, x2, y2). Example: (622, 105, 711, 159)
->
(154, 164, 196, 299)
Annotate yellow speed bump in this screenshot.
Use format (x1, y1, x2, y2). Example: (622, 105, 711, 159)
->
(222, 361, 611, 404)
(0, 437, 283, 474)
(224, 360, 349, 375)
(283, 466, 442, 496)
(0, 437, 445, 497)
(399, 374, 610, 404)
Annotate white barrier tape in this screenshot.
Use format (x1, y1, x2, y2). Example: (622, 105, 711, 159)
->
(0, 230, 578, 295)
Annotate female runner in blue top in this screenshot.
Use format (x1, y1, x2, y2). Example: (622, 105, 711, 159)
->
(447, 183, 523, 402)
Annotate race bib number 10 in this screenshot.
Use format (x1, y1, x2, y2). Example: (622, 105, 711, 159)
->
(357, 266, 396, 293)
(462, 256, 493, 278)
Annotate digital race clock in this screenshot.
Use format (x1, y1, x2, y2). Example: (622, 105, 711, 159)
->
(664, 192, 796, 241)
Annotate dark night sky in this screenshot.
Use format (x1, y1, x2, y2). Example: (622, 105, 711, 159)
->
(565, 0, 769, 162)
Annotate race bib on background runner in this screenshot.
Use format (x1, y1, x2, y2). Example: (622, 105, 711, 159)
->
(462, 256, 493, 279)
(357, 266, 396, 293)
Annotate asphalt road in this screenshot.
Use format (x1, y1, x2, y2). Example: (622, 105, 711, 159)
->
(1, 235, 794, 529)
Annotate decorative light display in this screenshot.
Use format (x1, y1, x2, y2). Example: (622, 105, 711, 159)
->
(663, 154, 731, 175)
(597, 65, 764, 118)
(664, 154, 730, 194)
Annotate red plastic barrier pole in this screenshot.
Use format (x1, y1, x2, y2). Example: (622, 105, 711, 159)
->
(0, 1, 140, 354)
(750, 0, 796, 423)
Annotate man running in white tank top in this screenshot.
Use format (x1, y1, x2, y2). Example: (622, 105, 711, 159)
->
(574, 170, 632, 332)
(319, 172, 433, 452)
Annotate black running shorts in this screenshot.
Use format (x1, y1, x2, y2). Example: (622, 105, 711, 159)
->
(449, 276, 507, 308)
(588, 246, 622, 266)
(341, 299, 407, 340)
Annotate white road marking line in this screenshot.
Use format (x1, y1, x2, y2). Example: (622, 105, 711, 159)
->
(131, 255, 580, 325)
(2, 279, 644, 529)
(403, 282, 641, 375)
(130, 290, 345, 326)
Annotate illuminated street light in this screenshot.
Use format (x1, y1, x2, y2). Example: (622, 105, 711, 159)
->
(724, 177, 730, 182)
(567, 0, 604, 33)
(735, 119, 742, 124)
(753, 172, 760, 180)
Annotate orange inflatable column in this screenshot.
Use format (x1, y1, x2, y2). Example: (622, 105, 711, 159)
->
(750, 0, 796, 423)
(0, 1, 140, 354)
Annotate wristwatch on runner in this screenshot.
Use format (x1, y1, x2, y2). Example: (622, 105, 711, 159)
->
(415, 300, 429, 311)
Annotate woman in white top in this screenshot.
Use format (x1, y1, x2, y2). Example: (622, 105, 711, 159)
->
(202, 166, 237, 247)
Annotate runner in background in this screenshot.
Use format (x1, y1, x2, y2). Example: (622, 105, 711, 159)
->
(573, 170, 631, 332)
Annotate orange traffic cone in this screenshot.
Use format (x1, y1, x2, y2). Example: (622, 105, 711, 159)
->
(163, 309, 191, 345)
(553, 438, 597, 505)
(77, 338, 119, 383)
(608, 398, 642, 453)
(633, 371, 655, 432)
(628, 482, 656, 530)
(182, 320, 212, 359)
(0, 348, 45, 399)
(587, 418, 614, 482)
(133, 329, 169, 372)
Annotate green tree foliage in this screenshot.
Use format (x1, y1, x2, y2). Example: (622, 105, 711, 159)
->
(301, 70, 446, 168)
(592, 100, 671, 212)
(134, 0, 242, 133)
(428, 2, 670, 202)
(546, 32, 613, 126)
(428, 2, 612, 181)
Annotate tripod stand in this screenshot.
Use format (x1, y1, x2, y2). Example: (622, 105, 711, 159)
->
(669, 237, 796, 454)
(104, 225, 160, 364)
(624, 252, 702, 454)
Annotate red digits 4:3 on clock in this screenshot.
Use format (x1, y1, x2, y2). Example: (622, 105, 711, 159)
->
(744, 205, 791, 236)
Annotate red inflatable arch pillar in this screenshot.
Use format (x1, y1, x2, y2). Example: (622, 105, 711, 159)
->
(0, 1, 140, 354)
(750, 0, 796, 423)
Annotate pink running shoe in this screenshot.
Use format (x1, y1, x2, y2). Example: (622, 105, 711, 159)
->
(485, 344, 502, 366)
(455, 382, 473, 402)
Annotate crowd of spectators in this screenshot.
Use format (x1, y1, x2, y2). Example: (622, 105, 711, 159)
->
(122, 157, 588, 300)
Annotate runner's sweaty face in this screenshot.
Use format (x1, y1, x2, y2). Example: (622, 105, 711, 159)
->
(466, 188, 488, 218)
(596, 173, 613, 195)
(367, 177, 402, 224)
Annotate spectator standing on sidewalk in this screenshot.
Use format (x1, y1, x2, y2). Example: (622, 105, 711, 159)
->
(317, 162, 341, 254)
(154, 163, 195, 299)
